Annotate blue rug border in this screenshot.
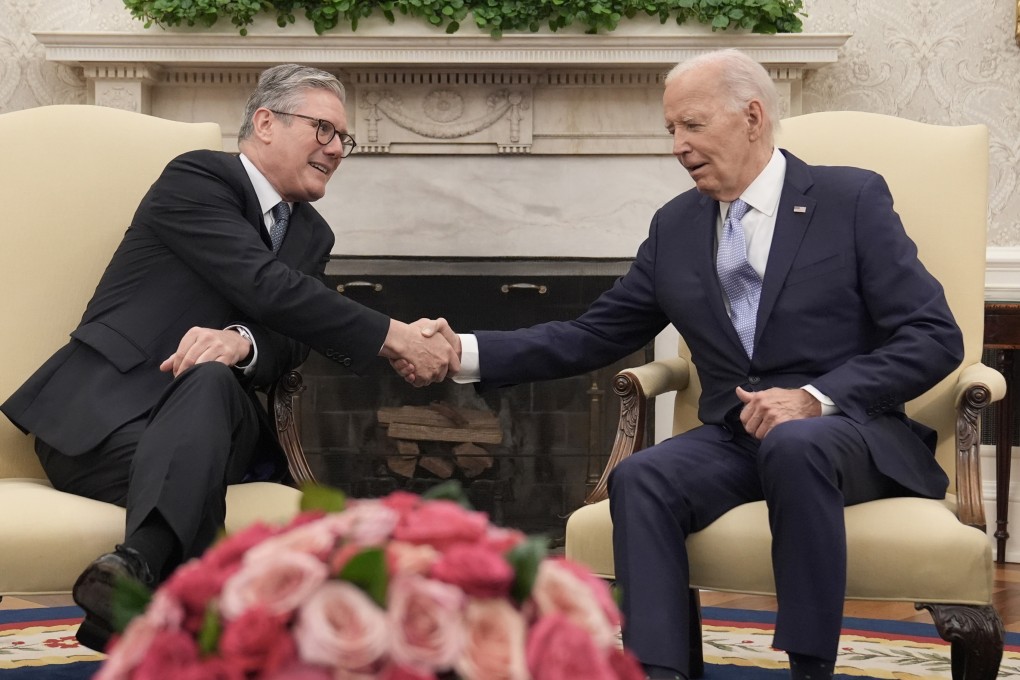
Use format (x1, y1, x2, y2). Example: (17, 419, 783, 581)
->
(702, 605, 1020, 646)
(0, 606, 84, 625)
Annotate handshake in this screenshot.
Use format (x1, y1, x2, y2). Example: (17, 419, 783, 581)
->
(379, 317, 461, 387)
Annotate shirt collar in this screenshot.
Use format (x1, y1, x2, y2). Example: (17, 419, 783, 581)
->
(239, 153, 288, 217)
(719, 147, 786, 219)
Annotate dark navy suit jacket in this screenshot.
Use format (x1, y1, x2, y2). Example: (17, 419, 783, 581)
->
(474, 150, 963, 498)
(2, 150, 391, 458)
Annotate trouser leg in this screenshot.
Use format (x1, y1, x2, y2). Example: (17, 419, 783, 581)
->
(608, 425, 763, 675)
(126, 362, 260, 563)
(758, 417, 904, 661)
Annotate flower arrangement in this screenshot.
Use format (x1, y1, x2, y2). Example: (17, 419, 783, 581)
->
(96, 483, 643, 679)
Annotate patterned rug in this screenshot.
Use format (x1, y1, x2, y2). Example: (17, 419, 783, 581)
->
(1, 605, 1018, 678)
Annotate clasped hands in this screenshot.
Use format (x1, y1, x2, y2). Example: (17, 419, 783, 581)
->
(380, 318, 461, 387)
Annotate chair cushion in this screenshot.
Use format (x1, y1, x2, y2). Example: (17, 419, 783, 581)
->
(0, 479, 300, 596)
(565, 496, 992, 605)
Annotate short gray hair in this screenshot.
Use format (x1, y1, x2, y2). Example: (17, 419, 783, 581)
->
(665, 49, 780, 145)
(238, 64, 347, 141)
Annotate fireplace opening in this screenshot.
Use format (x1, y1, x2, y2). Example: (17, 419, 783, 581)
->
(295, 257, 654, 543)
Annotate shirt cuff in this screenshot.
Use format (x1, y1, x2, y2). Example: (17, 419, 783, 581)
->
(226, 324, 257, 376)
(453, 334, 481, 383)
(802, 384, 840, 416)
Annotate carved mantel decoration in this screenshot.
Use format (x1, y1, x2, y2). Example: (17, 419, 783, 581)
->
(35, 28, 850, 156)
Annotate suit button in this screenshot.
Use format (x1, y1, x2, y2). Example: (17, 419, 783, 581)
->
(342, 357, 352, 367)
(748, 376, 761, 385)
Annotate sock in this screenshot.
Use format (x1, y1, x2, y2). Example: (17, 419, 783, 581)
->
(121, 511, 180, 584)
(788, 652, 835, 680)
(642, 664, 686, 680)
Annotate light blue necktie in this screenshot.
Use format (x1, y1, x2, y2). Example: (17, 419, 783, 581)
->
(716, 199, 761, 358)
(270, 202, 290, 252)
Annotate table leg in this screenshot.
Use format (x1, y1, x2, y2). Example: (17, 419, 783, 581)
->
(996, 349, 1015, 563)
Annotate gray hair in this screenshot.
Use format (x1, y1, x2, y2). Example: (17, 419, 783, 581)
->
(238, 64, 347, 141)
(665, 49, 780, 145)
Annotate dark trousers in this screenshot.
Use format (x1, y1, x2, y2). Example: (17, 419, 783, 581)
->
(607, 415, 906, 674)
(36, 362, 261, 567)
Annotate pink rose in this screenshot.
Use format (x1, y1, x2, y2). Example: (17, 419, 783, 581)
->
(454, 599, 529, 680)
(379, 491, 422, 519)
(388, 574, 465, 671)
(244, 516, 347, 564)
(177, 657, 246, 680)
(554, 557, 622, 627)
(261, 662, 334, 680)
(392, 500, 488, 550)
(220, 551, 329, 620)
(429, 544, 515, 598)
(218, 606, 296, 675)
(95, 592, 185, 680)
(530, 559, 616, 648)
(293, 581, 390, 671)
(338, 499, 400, 545)
(203, 522, 280, 571)
(162, 559, 239, 633)
(386, 541, 440, 577)
(379, 664, 438, 680)
(283, 509, 328, 530)
(526, 614, 617, 680)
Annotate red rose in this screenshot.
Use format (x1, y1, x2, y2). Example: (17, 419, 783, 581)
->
(178, 657, 246, 680)
(162, 560, 239, 633)
(525, 614, 617, 680)
(392, 500, 488, 550)
(131, 630, 200, 680)
(219, 606, 296, 675)
(429, 543, 515, 598)
(607, 647, 646, 680)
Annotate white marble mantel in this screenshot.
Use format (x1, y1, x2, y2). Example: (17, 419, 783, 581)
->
(35, 25, 850, 257)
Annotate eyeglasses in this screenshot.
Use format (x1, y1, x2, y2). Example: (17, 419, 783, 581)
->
(268, 110, 357, 158)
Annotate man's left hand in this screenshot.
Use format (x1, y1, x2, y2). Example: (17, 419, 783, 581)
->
(736, 386, 822, 440)
(160, 327, 252, 377)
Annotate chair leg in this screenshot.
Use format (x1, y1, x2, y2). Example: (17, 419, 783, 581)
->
(689, 588, 705, 679)
(916, 603, 1003, 680)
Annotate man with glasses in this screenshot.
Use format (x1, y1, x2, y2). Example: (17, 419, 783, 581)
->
(0, 64, 458, 651)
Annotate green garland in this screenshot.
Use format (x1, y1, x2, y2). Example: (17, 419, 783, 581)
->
(122, 0, 804, 38)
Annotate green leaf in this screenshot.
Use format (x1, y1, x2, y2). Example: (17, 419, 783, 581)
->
(196, 600, 222, 655)
(338, 547, 389, 607)
(111, 576, 152, 632)
(711, 12, 729, 27)
(421, 479, 473, 509)
(505, 535, 548, 604)
(300, 483, 346, 513)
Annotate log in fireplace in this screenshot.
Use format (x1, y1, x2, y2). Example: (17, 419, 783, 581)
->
(295, 257, 654, 543)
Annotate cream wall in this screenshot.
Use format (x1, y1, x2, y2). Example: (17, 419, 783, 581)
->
(4, 0, 1020, 244)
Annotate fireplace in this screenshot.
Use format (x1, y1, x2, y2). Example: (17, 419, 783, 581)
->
(294, 257, 653, 542)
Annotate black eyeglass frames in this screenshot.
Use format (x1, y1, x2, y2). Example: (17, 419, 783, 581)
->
(268, 110, 357, 158)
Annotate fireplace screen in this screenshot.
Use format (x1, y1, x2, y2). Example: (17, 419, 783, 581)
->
(295, 258, 654, 544)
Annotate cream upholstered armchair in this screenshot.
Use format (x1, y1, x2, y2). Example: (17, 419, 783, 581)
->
(565, 112, 1005, 680)
(0, 105, 311, 597)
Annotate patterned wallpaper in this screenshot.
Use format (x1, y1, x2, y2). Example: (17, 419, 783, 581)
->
(3, 0, 1020, 244)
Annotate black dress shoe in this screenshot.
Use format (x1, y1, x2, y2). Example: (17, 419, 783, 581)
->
(72, 545, 154, 652)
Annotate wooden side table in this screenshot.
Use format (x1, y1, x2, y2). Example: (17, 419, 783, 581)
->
(984, 301, 1020, 563)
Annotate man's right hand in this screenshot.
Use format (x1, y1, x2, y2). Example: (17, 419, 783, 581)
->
(380, 318, 461, 387)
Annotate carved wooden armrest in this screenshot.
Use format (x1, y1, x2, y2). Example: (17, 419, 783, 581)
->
(954, 362, 1006, 529)
(269, 370, 317, 486)
(585, 357, 690, 504)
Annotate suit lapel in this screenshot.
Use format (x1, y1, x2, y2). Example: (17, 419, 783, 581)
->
(232, 154, 274, 251)
(277, 203, 314, 265)
(754, 152, 816, 346)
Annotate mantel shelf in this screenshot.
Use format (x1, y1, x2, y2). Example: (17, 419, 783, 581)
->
(34, 29, 851, 69)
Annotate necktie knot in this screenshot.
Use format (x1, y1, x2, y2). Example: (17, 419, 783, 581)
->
(727, 198, 750, 222)
(270, 202, 290, 252)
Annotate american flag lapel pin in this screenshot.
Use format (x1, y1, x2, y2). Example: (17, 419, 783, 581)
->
(793, 206, 807, 213)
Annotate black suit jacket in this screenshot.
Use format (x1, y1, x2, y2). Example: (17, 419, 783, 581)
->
(473, 151, 964, 498)
(2, 150, 390, 457)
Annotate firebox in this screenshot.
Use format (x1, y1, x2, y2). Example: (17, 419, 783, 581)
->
(295, 257, 654, 544)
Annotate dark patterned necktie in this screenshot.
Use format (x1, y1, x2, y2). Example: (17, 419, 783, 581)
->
(270, 202, 290, 252)
(716, 199, 761, 358)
